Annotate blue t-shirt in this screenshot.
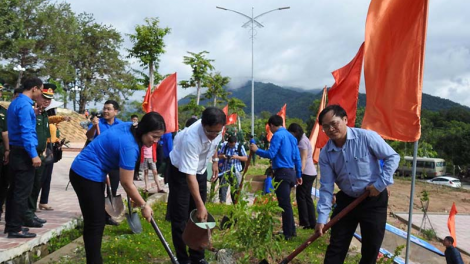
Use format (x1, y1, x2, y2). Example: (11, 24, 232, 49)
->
(72, 122, 139, 182)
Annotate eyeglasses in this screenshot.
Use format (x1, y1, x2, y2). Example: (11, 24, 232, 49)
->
(204, 127, 223, 136)
(322, 120, 342, 131)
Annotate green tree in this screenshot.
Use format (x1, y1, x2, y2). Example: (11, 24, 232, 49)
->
(179, 96, 205, 122)
(203, 72, 230, 107)
(0, 0, 48, 87)
(127, 17, 171, 89)
(227, 97, 247, 118)
(71, 13, 138, 113)
(180, 51, 214, 105)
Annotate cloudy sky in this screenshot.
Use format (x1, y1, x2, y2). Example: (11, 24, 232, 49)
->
(65, 0, 470, 107)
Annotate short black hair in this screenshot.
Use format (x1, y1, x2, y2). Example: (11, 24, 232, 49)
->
(228, 136, 237, 143)
(131, 114, 138, 119)
(22, 77, 43, 91)
(287, 123, 304, 143)
(14, 87, 24, 95)
(268, 115, 283, 127)
(201, 107, 226, 127)
(444, 236, 454, 244)
(104, 100, 120, 111)
(185, 117, 198, 128)
(318, 104, 347, 125)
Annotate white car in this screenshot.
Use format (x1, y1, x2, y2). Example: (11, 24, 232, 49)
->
(426, 176, 461, 188)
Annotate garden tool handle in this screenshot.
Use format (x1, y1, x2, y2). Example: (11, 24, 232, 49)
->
(278, 190, 370, 264)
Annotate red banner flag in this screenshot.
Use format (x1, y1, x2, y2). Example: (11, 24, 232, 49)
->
(147, 73, 179, 133)
(227, 113, 238, 126)
(277, 103, 286, 128)
(309, 86, 327, 164)
(362, 0, 429, 141)
(222, 105, 228, 116)
(448, 202, 458, 247)
(315, 43, 364, 150)
(142, 84, 151, 113)
(265, 123, 272, 142)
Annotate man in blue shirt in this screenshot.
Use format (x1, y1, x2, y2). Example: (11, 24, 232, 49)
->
(217, 135, 248, 204)
(4, 77, 44, 238)
(250, 115, 302, 240)
(443, 236, 464, 264)
(86, 99, 123, 226)
(315, 105, 400, 264)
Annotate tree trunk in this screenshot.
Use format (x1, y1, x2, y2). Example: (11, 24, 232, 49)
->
(78, 92, 86, 114)
(149, 61, 154, 91)
(196, 80, 201, 105)
(213, 97, 217, 107)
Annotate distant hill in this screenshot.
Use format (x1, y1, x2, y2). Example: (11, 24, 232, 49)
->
(179, 81, 468, 121)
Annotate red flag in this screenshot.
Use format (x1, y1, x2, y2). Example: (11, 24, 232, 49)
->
(448, 202, 458, 246)
(148, 73, 179, 133)
(227, 113, 238, 126)
(222, 105, 228, 116)
(142, 84, 151, 113)
(309, 86, 327, 164)
(265, 123, 272, 142)
(277, 103, 286, 127)
(315, 43, 364, 150)
(328, 43, 364, 127)
(362, 0, 429, 141)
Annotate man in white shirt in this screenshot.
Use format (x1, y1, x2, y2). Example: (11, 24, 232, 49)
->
(168, 107, 226, 264)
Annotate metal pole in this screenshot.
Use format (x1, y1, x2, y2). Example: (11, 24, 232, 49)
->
(251, 7, 255, 137)
(405, 141, 419, 263)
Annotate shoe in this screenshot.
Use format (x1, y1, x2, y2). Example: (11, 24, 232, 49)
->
(105, 217, 119, 226)
(22, 227, 30, 232)
(23, 220, 43, 228)
(303, 226, 314, 230)
(39, 204, 54, 210)
(8, 230, 37, 238)
(196, 260, 209, 264)
(34, 216, 47, 224)
(158, 190, 167, 193)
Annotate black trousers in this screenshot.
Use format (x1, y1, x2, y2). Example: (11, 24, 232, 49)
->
(273, 168, 296, 239)
(70, 169, 106, 264)
(24, 159, 45, 222)
(168, 161, 206, 263)
(4, 148, 35, 233)
(296, 174, 317, 227)
(40, 163, 54, 204)
(0, 162, 9, 214)
(324, 190, 388, 264)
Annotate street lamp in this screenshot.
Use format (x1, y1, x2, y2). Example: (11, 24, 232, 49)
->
(216, 6, 290, 136)
(13, 65, 26, 88)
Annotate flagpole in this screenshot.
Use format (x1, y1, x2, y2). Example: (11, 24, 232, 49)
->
(405, 141, 419, 263)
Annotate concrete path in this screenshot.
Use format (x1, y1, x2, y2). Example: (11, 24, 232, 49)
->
(0, 150, 162, 263)
(395, 213, 470, 255)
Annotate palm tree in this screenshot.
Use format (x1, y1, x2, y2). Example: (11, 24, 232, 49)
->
(179, 51, 214, 105)
(203, 72, 230, 106)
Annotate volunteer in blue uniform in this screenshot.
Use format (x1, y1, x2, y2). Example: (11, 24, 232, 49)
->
(70, 112, 166, 264)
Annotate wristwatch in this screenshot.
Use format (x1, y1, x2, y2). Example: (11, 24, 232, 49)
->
(212, 158, 219, 162)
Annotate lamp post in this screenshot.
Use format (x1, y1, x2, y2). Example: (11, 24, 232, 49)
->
(13, 65, 26, 88)
(216, 6, 290, 136)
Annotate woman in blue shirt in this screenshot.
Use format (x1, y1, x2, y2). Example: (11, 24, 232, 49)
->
(70, 112, 166, 264)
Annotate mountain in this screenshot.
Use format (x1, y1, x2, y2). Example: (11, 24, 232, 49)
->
(179, 81, 468, 121)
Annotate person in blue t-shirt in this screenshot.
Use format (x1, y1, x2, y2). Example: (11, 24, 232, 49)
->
(70, 112, 166, 264)
(250, 115, 302, 241)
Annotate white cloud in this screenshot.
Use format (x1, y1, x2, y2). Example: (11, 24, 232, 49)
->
(66, 0, 470, 107)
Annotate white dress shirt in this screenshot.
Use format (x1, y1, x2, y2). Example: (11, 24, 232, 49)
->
(170, 120, 223, 175)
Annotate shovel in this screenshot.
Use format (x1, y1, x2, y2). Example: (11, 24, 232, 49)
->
(150, 217, 179, 264)
(259, 190, 370, 264)
(104, 176, 125, 218)
(126, 196, 142, 234)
